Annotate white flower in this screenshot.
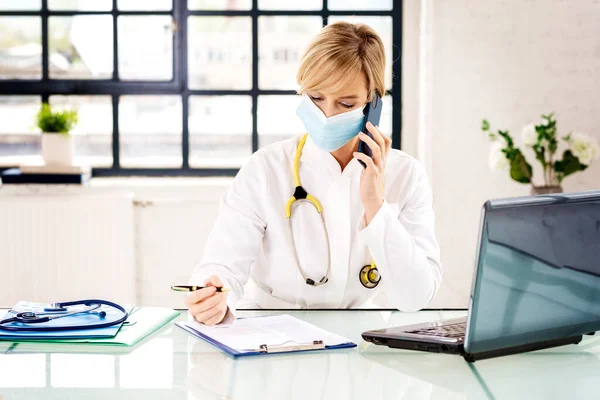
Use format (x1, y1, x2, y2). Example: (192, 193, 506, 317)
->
(569, 133, 599, 166)
(521, 124, 537, 147)
(489, 142, 510, 171)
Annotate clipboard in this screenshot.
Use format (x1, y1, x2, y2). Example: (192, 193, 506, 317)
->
(176, 314, 356, 357)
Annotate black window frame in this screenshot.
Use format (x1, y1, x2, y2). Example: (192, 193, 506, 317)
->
(0, 0, 402, 177)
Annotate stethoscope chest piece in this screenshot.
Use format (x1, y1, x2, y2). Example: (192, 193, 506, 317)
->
(18, 312, 38, 320)
(359, 264, 381, 289)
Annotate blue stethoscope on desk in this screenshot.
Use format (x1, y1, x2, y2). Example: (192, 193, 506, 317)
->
(0, 299, 128, 332)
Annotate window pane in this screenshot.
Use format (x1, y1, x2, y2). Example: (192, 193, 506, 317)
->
(328, 16, 393, 90)
(189, 96, 252, 168)
(118, 16, 173, 81)
(0, 0, 40, 10)
(49, 16, 113, 79)
(0, 96, 41, 165)
(258, 95, 304, 148)
(0, 17, 41, 80)
(188, 17, 251, 90)
(48, 0, 112, 11)
(119, 95, 182, 167)
(258, 16, 322, 90)
(188, 0, 251, 10)
(49, 96, 112, 167)
(118, 0, 172, 11)
(328, 0, 392, 10)
(0, 96, 40, 135)
(258, 0, 321, 10)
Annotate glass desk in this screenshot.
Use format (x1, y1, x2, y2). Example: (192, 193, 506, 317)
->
(1, 310, 598, 400)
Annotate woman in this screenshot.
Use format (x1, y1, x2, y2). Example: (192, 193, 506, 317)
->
(186, 22, 442, 325)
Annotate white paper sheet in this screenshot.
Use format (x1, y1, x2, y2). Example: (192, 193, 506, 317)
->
(177, 314, 353, 352)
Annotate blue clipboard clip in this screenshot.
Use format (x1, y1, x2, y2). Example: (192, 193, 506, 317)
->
(259, 340, 325, 354)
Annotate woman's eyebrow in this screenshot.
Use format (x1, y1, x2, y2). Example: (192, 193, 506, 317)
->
(338, 95, 360, 100)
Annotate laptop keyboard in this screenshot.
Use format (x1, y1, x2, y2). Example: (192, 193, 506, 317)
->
(406, 322, 466, 339)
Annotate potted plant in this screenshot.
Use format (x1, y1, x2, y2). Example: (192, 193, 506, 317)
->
(482, 113, 599, 195)
(36, 103, 79, 166)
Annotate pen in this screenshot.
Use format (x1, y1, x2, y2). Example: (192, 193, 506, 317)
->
(171, 285, 231, 293)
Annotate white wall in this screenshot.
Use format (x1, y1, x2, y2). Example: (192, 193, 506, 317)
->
(404, 0, 600, 308)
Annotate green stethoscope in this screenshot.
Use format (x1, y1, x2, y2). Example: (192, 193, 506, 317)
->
(285, 134, 381, 289)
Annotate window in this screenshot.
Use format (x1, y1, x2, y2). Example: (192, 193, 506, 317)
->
(0, 0, 401, 176)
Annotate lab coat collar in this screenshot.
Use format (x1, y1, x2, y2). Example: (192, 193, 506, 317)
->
(301, 134, 363, 176)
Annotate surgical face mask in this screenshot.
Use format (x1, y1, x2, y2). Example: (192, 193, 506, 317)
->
(296, 95, 364, 152)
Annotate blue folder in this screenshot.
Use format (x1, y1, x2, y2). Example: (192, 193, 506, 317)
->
(176, 314, 357, 358)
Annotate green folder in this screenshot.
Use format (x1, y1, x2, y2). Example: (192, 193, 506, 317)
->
(2, 307, 180, 347)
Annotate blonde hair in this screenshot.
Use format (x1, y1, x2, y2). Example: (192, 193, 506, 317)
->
(296, 22, 386, 101)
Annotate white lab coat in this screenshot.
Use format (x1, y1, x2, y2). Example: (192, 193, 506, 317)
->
(189, 134, 442, 322)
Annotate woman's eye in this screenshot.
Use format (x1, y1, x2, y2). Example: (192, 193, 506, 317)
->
(309, 96, 323, 102)
(341, 103, 354, 109)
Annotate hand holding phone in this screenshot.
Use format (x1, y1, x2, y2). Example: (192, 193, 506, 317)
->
(357, 94, 383, 168)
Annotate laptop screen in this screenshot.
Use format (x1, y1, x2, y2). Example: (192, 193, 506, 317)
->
(465, 194, 600, 354)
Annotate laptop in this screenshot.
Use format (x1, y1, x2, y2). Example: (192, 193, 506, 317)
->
(362, 190, 600, 362)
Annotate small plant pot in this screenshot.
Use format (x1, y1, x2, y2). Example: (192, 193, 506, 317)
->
(42, 133, 74, 166)
(531, 185, 563, 196)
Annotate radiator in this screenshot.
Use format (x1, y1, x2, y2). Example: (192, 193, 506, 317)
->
(0, 187, 136, 308)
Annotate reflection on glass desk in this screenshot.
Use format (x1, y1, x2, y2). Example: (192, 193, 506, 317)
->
(1, 309, 599, 400)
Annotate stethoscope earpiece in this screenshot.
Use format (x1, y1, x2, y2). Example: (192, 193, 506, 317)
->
(359, 264, 380, 289)
(305, 277, 329, 286)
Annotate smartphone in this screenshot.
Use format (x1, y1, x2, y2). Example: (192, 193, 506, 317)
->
(357, 94, 383, 168)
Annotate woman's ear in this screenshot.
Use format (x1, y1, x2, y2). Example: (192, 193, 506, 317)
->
(367, 89, 375, 102)
(362, 94, 374, 114)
